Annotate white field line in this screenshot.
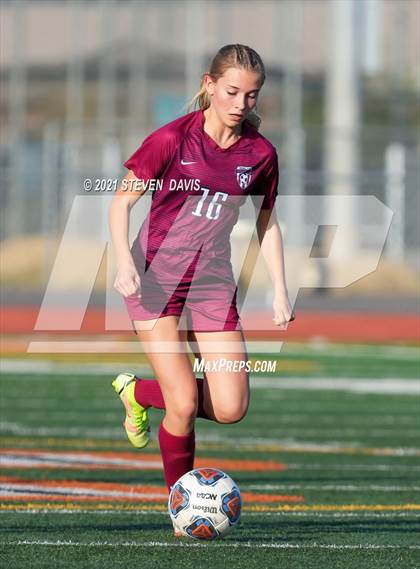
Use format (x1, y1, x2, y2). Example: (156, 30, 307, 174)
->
(257, 429, 420, 438)
(1, 404, 418, 428)
(0, 451, 162, 469)
(0, 509, 167, 515)
(196, 434, 420, 457)
(1, 509, 419, 519)
(0, 422, 123, 439)
(1, 398, 418, 425)
(0, 359, 150, 376)
(1, 452, 419, 474)
(250, 377, 420, 395)
(2, 419, 419, 440)
(2, 360, 419, 395)
(2, 407, 420, 436)
(1, 457, 419, 473)
(12, 480, 417, 500)
(222, 437, 420, 455)
(1, 424, 419, 457)
(244, 484, 420, 492)
(0, 458, 158, 469)
(0, 484, 166, 500)
(1, 539, 419, 550)
(284, 343, 420, 361)
(287, 463, 420, 472)
(2, 359, 420, 392)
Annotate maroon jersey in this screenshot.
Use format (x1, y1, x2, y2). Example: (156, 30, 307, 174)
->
(124, 109, 278, 268)
(123, 109, 279, 329)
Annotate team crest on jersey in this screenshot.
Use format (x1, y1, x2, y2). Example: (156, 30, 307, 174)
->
(236, 166, 252, 190)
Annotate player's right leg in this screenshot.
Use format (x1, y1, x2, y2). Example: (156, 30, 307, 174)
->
(113, 316, 198, 537)
(132, 315, 198, 437)
(127, 316, 198, 492)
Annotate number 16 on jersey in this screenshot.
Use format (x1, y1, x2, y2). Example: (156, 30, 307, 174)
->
(191, 187, 228, 221)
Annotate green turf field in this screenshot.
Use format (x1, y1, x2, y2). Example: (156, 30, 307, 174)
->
(1, 343, 419, 569)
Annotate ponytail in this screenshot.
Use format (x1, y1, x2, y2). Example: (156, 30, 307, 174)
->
(187, 75, 211, 112)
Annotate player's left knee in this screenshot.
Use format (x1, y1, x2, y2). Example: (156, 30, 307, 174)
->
(214, 403, 248, 424)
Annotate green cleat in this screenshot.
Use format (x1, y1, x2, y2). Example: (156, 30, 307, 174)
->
(112, 372, 150, 449)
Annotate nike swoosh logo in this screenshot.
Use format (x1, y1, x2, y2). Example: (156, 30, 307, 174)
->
(181, 159, 196, 165)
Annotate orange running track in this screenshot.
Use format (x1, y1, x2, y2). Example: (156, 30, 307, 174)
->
(1, 306, 419, 343)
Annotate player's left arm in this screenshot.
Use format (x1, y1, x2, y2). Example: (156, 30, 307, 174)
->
(256, 207, 295, 328)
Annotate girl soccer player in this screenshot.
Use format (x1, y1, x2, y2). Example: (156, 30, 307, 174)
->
(109, 44, 294, 531)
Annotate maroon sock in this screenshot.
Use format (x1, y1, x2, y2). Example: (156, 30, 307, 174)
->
(158, 422, 195, 491)
(134, 377, 212, 420)
(134, 378, 165, 409)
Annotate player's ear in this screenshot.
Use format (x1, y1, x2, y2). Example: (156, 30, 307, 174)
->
(203, 73, 215, 96)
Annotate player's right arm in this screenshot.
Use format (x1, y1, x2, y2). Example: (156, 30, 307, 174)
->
(108, 169, 146, 298)
(111, 123, 178, 297)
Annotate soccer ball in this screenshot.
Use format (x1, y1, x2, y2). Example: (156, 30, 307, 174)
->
(168, 467, 242, 540)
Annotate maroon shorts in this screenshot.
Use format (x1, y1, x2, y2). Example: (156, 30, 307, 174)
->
(124, 245, 241, 333)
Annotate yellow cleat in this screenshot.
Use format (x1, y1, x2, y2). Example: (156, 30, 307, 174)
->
(112, 373, 150, 449)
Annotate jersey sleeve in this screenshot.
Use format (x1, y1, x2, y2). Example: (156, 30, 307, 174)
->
(251, 149, 279, 210)
(124, 126, 177, 182)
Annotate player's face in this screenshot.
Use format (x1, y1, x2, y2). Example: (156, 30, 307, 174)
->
(206, 67, 262, 128)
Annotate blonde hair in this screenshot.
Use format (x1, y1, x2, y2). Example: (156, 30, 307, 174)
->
(188, 44, 265, 130)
